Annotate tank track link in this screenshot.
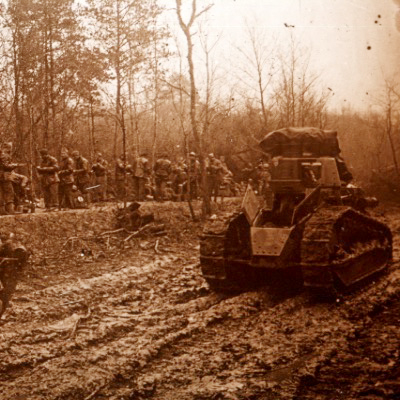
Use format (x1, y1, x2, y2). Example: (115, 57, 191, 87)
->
(301, 206, 392, 296)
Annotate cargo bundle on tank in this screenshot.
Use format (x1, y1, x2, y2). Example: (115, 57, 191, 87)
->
(200, 127, 392, 297)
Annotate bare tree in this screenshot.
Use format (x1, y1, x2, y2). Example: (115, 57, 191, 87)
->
(273, 35, 330, 128)
(234, 22, 276, 129)
(380, 79, 400, 180)
(176, 0, 213, 216)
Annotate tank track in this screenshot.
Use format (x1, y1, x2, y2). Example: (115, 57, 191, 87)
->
(301, 206, 392, 296)
(200, 211, 255, 292)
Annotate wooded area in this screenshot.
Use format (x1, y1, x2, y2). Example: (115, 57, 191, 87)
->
(0, 0, 399, 195)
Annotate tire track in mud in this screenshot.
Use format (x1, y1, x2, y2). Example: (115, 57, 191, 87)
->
(1, 204, 399, 399)
(98, 266, 400, 400)
(0, 252, 230, 399)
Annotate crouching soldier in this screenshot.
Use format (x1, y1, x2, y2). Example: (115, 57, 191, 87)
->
(10, 172, 29, 213)
(0, 235, 29, 317)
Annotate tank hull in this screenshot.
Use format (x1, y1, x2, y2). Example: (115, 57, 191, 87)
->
(200, 206, 392, 296)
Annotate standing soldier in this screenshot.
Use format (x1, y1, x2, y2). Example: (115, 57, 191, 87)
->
(154, 153, 172, 201)
(115, 154, 132, 201)
(132, 152, 150, 201)
(1, 142, 27, 214)
(92, 152, 108, 202)
(71, 151, 91, 206)
(36, 149, 59, 211)
(171, 159, 187, 201)
(58, 149, 75, 209)
(207, 153, 224, 202)
(188, 152, 200, 200)
(0, 150, 17, 214)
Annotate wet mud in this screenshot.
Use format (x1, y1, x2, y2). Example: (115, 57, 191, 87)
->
(0, 201, 399, 399)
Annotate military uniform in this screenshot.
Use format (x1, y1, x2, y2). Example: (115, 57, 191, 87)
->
(10, 172, 29, 212)
(58, 153, 75, 209)
(0, 153, 17, 214)
(115, 156, 132, 200)
(171, 162, 187, 201)
(72, 152, 91, 205)
(37, 151, 59, 210)
(92, 154, 108, 202)
(207, 154, 224, 201)
(188, 153, 200, 199)
(154, 155, 172, 201)
(132, 154, 150, 201)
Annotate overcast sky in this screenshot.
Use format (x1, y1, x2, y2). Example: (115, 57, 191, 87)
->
(162, 0, 400, 111)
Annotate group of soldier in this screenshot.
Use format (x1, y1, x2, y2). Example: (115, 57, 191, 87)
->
(115, 151, 236, 203)
(0, 144, 239, 214)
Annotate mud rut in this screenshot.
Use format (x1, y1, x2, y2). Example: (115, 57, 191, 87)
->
(0, 205, 400, 400)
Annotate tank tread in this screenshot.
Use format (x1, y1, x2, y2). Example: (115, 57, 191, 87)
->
(301, 206, 392, 293)
(200, 211, 253, 292)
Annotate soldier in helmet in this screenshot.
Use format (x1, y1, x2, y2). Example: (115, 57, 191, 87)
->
(71, 150, 91, 206)
(188, 152, 200, 200)
(36, 149, 59, 211)
(0, 150, 15, 214)
(154, 153, 172, 201)
(206, 153, 224, 202)
(11, 172, 30, 213)
(115, 154, 132, 201)
(132, 152, 150, 201)
(92, 152, 108, 202)
(58, 149, 75, 209)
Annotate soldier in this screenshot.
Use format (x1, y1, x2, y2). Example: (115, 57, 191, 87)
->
(115, 154, 132, 201)
(132, 152, 150, 201)
(219, 156, 235, 200)
(171, 160, 187, 201)
(10, 171, 29, 213)
(154, 153, 172, 201)
(36, 149, 59, 211)
(207, 153, 224, 202)
(188, 152, 200, 200)
(71, 150, 91, 206)
(1, 142, 29, 214)
(92, 152, 108, 202)
(256, 159, 271, 196)
(58, 149, 75, 209)
(0, 150, 18, 215)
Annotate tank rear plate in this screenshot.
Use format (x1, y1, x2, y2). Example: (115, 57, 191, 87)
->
(251, 227, 293, 256)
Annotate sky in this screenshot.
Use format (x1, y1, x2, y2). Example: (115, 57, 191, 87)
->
(161, 0, 400, 111)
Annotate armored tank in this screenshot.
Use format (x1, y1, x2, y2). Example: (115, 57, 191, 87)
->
(200, 127, 392, 296)
(0, 237, 29, 318)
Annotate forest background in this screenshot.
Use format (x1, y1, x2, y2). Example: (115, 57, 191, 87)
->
(1, 0, 400, 196)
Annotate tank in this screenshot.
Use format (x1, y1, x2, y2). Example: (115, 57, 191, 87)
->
(0, 237, 29, 318)
(200, 127, 392, 297)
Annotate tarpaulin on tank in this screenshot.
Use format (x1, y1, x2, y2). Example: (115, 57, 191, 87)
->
(259, 127, 341, 157)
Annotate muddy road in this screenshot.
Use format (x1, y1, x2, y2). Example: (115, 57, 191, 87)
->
(0, 202, 400, 399)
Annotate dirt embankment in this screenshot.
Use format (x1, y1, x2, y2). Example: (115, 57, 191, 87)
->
(0, 201, 399, 400)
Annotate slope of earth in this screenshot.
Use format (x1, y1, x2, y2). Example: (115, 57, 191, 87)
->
(0, 201, 399, 400)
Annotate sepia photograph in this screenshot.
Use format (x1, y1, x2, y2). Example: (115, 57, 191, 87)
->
(0, 0, 399, 398)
